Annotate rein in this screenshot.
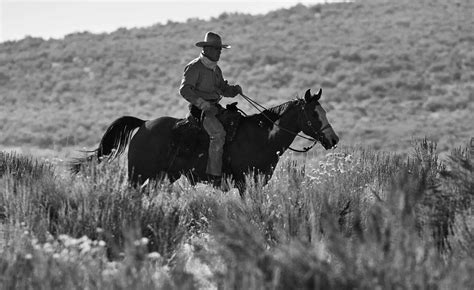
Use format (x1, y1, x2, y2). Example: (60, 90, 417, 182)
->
(239, 93, 324, 153)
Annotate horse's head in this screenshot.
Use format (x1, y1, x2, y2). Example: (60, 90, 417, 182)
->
(299, 89, 339, 150)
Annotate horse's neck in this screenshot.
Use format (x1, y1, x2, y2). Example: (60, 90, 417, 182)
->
(272, 107, 300, 149)
(259, 104, 301, 154)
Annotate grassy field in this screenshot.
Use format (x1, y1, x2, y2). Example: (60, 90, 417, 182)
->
(0, 139, 472, 289)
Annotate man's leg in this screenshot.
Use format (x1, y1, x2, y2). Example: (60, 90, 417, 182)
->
(202, 113, 226, 177)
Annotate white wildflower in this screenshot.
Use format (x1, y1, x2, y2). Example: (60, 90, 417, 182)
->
(58, 234, 69, 241)
(78, 235, 89, 243)
(46, 232, 54, 242)
(60, 249, 69, 257)
(60, 235, 80, 247)
(80, 244, 91, 254)
(43, 243, 54, 253)
(147, 252, 161, 260)
(345, 154, 353, 162)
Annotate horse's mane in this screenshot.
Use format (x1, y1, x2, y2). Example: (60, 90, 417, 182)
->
(246, 97, 302, 129)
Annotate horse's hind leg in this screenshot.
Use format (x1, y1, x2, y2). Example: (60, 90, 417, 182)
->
(232, 175, 247, 198)
(128, 165, 168, 188)
(128, 166, 144, 188)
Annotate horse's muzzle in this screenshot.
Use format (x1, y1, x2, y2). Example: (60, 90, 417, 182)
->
(321, 129, 339, 150)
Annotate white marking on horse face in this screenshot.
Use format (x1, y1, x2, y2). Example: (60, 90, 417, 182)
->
(314, 104, 330, 130)
(269, 119, 280, 139)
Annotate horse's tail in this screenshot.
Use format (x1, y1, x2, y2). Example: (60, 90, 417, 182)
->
(97, 116, 145, 160)
(69, 116, 145, 174)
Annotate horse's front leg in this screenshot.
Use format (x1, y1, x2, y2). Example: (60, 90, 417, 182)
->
(183, 171, 199, 186)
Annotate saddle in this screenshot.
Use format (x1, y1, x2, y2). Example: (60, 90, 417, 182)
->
(170, 102, 243, 158)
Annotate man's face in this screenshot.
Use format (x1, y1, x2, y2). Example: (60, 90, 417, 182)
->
(203, 46, 222, 62)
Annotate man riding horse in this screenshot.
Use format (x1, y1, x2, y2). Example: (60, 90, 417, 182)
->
(71, 33, 339, 194)
(179, 32, 243, 187)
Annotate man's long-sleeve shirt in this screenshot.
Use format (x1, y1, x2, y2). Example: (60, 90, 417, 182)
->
(179, 56, 238, 106)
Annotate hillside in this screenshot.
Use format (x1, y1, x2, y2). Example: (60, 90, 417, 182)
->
(0, 0, 473, 153)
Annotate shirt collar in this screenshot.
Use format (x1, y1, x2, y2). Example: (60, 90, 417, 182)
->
(199, 53, 218, 71)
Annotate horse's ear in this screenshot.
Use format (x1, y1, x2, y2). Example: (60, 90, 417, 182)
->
(315, 88, 322, 101)
(304, 89, 312, 102)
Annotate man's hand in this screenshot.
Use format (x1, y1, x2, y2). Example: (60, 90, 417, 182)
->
(197, 98, 211, 111)
(234, 85, 243, 96)
(196, 98, 218, 116)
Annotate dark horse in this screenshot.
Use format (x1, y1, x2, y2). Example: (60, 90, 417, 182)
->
(72, 89, 339, 193)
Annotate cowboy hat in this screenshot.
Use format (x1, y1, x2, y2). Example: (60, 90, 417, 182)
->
(195, 32, 231, 49)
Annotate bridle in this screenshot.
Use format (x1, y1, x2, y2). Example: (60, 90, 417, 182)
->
(239, 93, 332, 153)
(295, 100, 334, 152)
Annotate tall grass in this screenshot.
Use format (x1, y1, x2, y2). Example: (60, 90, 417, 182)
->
(0, 140, 473, 289)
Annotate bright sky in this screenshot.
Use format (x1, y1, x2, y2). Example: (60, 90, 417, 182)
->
(0, 0, 342, 42)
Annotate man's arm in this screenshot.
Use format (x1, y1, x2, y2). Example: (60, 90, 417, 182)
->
(179, 63, 202, 106)
(217, 68, 242, 98)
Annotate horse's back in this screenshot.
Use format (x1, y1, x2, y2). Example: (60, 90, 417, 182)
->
(131, 116, 180, 149)
(143, 116, 180, 133)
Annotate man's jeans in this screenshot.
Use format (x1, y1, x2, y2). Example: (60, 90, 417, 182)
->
(202, 110, 226, 176)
